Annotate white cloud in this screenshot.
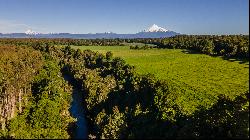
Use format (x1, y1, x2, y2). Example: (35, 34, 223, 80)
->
(0, 19, 46, 33)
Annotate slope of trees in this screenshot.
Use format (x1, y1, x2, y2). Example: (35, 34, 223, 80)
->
(134, 35, 249, 60)
(0, 46, 43, 132)
(0, 46, 74, 138)
(7, 60, 74, 138)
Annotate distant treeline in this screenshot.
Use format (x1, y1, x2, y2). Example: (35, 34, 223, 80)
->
(129, 35, 249, 60)
(1, 35, 248, 60)
(0, 38, 126, 46)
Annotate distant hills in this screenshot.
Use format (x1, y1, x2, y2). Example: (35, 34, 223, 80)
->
(0, 24, 180, 38)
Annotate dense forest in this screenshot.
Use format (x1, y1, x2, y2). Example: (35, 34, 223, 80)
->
(0, 36, 249, 139)
(130, 35, 249, 60)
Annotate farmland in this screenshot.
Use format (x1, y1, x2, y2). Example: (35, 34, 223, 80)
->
(71, 45, 249, 101)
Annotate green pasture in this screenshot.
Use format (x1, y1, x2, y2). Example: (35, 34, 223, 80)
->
(71, 45, 249, 114)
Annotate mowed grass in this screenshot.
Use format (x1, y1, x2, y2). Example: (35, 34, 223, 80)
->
(71, 45, 249, 114)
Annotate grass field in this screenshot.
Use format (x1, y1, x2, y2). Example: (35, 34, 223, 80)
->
(71, 45, 249, 113)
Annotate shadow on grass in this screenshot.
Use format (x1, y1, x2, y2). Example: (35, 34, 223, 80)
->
(222, 56, 249, 65)
(181, 49, 202, 54)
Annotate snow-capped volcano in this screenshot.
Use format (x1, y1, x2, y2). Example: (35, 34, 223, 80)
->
(144, 24, 168, 32)
(25, 29, 40, 35)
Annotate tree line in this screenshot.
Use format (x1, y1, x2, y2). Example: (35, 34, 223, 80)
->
(130, 35, 249, 60)
(1, 35, 248, 61)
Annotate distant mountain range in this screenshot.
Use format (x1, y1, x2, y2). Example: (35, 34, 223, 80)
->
(0, 24, 180, 39)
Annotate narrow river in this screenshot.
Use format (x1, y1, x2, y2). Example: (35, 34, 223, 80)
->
(63, 74, 88, 139)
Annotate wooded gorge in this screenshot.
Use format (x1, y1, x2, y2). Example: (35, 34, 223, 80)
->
(0, 36, 249, 139)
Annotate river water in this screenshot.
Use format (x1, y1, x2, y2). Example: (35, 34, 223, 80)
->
(64, 75, 88, 139)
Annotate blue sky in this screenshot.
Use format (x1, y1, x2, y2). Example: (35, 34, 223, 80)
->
(0, 0, 249, 34)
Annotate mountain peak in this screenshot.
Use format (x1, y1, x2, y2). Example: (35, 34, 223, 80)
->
(25, 29, 40, 35)
(145, 24, 168, 32)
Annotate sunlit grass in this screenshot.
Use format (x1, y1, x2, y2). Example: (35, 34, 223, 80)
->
(71, 45, 249, 112)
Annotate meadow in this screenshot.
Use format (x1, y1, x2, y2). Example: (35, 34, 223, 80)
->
(71, 45, 249, 113)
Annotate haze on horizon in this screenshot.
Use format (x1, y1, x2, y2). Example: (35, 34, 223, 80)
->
(0, 0, 249, 35)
